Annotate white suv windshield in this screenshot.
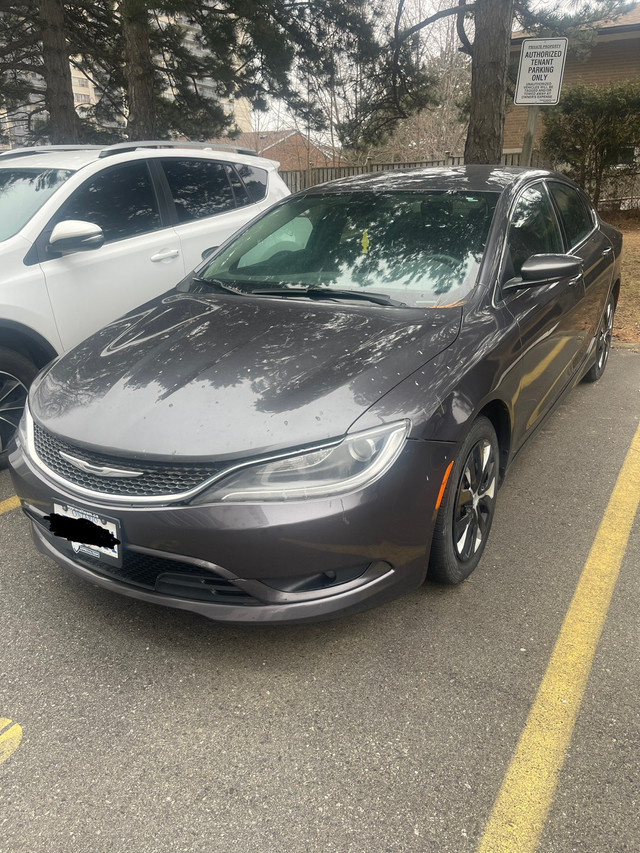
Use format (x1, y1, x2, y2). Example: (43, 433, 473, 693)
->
(0, 167, 73, 241)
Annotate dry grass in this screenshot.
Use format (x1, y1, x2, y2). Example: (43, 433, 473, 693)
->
(604, 214, 640, 344)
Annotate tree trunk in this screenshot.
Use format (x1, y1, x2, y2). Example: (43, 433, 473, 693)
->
(39, 0, 79, 144)
(120, 0, 155, 139)
(464, 0, 514, 164)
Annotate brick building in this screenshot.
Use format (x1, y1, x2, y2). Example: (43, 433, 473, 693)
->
(504, 5, 640, 157)
(208, 130, 338, 171)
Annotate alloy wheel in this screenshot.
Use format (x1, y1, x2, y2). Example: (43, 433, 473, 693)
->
(453, 438, 497, 562)
(0, 370, 28, 452)
(596, 299, 614, 373)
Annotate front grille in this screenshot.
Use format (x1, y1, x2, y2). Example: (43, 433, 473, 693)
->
(33, 422, 226, 498)
(75, 548, 259, 604)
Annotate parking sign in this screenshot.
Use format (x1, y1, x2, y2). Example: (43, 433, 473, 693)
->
(514, 37, 568, 106)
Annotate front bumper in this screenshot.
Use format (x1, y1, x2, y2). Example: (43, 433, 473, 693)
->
(9, 437, 456, 624)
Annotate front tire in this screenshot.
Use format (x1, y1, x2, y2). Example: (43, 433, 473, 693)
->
(428, 417, 499, 584)
(0, 347, 38, 468)
(583, 294, 615, 383)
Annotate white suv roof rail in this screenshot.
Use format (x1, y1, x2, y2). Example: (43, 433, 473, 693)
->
(0, 140, 259, 162)
(0, 145, 103, 159)
(98, 140, 258, 158)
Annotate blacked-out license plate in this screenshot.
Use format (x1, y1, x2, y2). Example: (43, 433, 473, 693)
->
(48, 503, 122, 567)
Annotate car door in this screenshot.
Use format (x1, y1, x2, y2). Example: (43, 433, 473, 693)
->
(547, 180, 613, 368)
(38, 160, 186, 351)
(499, 182, 586, 449)
(157, 158, 270, 272)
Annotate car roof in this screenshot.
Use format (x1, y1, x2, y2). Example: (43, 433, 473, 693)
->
(304, 165, 560, 195)
(0, 144, 280, 173)
(0, 149, 99, 171)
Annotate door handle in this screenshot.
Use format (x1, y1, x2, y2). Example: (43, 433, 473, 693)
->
(601, 247, 613, 257)
(150, 248, 180, 262)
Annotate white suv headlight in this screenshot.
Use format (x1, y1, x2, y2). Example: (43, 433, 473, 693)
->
(193, 421, 410, 503)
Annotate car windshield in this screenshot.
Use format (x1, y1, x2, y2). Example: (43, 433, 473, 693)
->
(0, 167, 74, 241)
(196, 190, 499, 308)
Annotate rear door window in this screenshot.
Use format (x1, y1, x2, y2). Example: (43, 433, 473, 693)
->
(161, 159, 236, 222)
(225, 165, 251, 207)
(235, 164, 268, 202)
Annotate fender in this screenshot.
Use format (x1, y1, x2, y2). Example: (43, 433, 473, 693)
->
(0, 320, 58, 367)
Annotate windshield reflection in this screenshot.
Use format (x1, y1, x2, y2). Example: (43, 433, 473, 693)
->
(0, 168, 73, 241)
(197, 190, 499, 308)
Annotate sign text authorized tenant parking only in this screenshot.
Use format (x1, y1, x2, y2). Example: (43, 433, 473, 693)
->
(514, 37, 568, 106)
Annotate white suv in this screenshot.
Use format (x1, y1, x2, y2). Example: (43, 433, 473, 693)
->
(0, 141, 290, 464)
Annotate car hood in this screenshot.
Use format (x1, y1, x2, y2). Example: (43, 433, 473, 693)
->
(31, 291, 461, 460)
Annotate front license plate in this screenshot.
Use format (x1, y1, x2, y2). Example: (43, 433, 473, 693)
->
(50, 503, 122, 567)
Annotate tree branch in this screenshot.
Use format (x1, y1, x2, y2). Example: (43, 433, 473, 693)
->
(391, 0, 406, 113)
(390, 0, 476, 113)
(457, 0, 472, 56)
(399, 2, 477, 42)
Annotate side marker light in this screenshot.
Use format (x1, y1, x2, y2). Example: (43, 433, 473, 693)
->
(435, 461, 454, 511)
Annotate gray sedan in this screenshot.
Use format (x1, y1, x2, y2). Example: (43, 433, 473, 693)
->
(8, 166, 621, 622)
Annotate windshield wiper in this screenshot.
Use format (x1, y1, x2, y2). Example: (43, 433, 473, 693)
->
(251, 286, 406, 307)
(191, 276, 245, 296)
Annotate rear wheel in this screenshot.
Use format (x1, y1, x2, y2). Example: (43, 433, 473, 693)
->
(428, 417, 499, 584)
(583, 294, 615, 383)
(0, 347, 38, 468)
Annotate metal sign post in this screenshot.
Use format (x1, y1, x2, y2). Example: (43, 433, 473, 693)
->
(514, 37, 568, 167)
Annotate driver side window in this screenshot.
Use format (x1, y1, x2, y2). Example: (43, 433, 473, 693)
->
(52, 161, 161, 244)
(506, 185, 563, 278)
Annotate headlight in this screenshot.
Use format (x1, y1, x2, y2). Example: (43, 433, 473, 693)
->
(192, 420, 410, 503)
(17, 398, 32, 451)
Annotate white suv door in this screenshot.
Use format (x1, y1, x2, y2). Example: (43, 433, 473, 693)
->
(39, 160, 186, 350)
(157, 158, 273, 271)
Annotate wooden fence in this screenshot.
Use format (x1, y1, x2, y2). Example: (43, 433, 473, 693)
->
(279, 152, 639, 210)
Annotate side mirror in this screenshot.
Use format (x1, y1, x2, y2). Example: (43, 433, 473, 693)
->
(48, 220, 105, 256)
(201, 245, 219, 260)
(503, 254, 583, 292)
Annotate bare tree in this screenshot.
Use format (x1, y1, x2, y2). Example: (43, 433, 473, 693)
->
(372, 0, 470, 162)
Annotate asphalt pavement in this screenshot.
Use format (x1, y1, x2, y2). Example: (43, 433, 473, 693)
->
(0, 348, 638, 853)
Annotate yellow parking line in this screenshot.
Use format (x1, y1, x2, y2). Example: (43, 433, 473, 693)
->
(477, 419, 640, 853)
(0, 718, 23, 765)
(0, 495, 20, 515)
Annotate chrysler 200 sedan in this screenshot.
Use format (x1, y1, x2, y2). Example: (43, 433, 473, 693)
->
(8, 167, 622, 623)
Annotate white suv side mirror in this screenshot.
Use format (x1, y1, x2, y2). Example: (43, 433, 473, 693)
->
(48, 220, 105, 256)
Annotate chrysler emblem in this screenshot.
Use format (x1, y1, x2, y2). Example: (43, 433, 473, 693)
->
(59, 450, 142, 478)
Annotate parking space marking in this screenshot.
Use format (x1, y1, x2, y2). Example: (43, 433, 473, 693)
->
(0, 495, 20, 515)
(477, 419, 640, 853)
(0, 718, 23, 765)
